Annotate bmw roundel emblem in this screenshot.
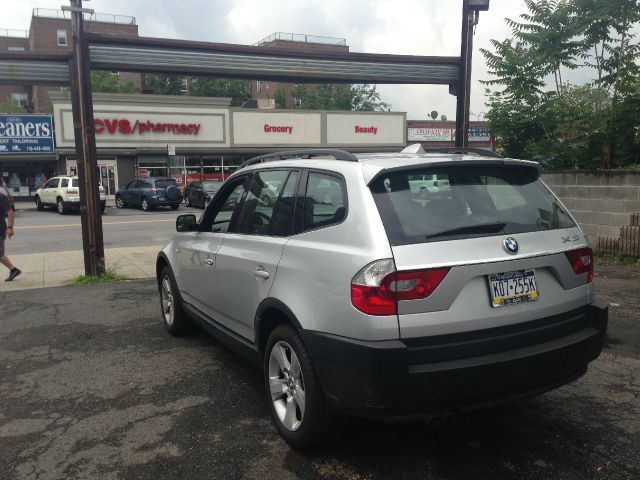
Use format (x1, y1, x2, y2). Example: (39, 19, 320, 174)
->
(503, 237, 519, 254)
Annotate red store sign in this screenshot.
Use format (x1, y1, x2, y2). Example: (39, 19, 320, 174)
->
(354, 125, 378, 134)
(93, 118, 202, 136)
(263, 124, 293, 134)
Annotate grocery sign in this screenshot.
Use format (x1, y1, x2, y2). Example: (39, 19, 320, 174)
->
(0, 114, 54, 154)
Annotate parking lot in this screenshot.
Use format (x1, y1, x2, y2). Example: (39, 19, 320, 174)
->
(0, 263, 638, 480)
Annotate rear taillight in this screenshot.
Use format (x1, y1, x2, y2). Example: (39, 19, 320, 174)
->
(151, 187, 157, 193)
(351, 259, 450, 316)
(565, 248, 593, 283)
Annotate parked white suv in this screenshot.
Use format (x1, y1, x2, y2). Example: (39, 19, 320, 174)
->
(156, 147, 608, 447)
(35, 176, 106, 214)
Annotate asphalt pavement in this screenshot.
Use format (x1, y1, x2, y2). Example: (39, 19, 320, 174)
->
(0, 264, 638, 480)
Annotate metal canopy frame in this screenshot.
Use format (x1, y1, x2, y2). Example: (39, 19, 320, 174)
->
(86, 33, 460, 85)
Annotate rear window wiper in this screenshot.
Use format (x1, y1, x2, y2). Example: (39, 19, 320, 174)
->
(425, 222, 506, 239)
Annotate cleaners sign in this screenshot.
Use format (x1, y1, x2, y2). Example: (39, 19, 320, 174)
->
(0, 115, 54, 154)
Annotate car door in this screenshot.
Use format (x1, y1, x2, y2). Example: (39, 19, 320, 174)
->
(211, 169, 298, 340)
(174, 176, 250, 317)
(121, 180, 137, 204)
(42, 178, 59, 204)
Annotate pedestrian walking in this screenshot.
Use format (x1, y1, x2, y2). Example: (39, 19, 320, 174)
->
(0, 186, 21, 281)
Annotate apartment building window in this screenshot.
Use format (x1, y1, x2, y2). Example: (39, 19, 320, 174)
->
(256, 80, 262, 92)
(180, 78, 189, 92)
(57, 29, 68, 46)
(10, 93, 28, 108)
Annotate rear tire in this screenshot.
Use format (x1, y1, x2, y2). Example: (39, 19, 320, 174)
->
(57, 198, 67, 215)
(185, 197, 192, 207)
(141, 198, 151, 211)
(264, 324, 342, 448)
(35, 196, 44, 211)
(170, 203, 180, 210)
(159, 266, 190, 335)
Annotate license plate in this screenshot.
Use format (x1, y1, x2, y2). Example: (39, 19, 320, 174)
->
(488, 270, 539, 307)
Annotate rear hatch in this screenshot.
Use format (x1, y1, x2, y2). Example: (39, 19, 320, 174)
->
(368, 162, 594, 339)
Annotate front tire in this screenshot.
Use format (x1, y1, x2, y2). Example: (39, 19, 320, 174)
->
(264, 325, 341, 448)
(159, 266, 190, 335)
(115, 195, 125, 209)
(35, 196, 44, 211)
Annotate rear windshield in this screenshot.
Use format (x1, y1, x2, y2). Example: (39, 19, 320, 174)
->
(203, 181, 221, 192)
(155, 179, 177, 188)
(369, 165, 575, 246)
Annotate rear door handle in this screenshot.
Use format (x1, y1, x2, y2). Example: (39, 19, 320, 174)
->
(253, 269, 270, 279)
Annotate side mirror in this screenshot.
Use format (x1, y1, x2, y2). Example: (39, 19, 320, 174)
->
(176, 214, 198, 232)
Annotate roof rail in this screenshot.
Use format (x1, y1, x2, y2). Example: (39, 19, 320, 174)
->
(425, 147, 503, 159)
(240, 149, 358, 169)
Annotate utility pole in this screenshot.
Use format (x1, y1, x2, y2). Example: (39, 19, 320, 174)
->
(455, 0, 489, 148)
(65, 0, 105, 276)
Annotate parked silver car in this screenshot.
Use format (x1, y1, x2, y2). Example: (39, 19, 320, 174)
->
(156, 147, 608, 447)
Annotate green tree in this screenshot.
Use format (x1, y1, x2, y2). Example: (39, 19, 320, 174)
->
(143, 74, 184, 95)
(288, 83, 389, 111)
(482, 0, 640, 169)
(273, 88, 288, 109)
(91, 71, 141, 94)
(188, 78, 251, 106)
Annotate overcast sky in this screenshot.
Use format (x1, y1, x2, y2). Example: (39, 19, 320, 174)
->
(4, 0, 553, 119)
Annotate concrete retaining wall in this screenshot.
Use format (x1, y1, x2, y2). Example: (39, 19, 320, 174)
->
(541, 171, 640, 239)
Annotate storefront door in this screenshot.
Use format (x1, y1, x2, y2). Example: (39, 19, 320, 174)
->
(66, 159, 118, 198)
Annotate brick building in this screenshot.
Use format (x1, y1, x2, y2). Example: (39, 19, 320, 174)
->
(249, 32, 350, 109)
(0, 8, 140, 113)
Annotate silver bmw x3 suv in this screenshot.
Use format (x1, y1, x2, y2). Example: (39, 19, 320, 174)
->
(156, 147, 608, 447)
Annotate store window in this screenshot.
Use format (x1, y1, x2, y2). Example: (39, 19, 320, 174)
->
(57, 29, 68, 46)
(137, 156, 169, 179)
(0, 161, 56, 198)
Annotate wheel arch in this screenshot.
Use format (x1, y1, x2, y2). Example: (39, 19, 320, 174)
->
(255, 298, 304, 357)
(156, 252, 170, 286)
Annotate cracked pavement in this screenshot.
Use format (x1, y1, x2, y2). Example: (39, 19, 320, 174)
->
(0, 264, 638, 479)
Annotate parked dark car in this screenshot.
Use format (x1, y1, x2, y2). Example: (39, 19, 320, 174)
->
(183, 180, 222, 209)
(115, 177, 182, 211)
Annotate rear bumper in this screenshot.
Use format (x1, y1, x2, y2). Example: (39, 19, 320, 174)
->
(149, 196, 182, 206)
(304, 302, 608, 420)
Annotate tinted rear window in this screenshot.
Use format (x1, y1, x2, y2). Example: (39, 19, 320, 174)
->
(370, 165, 575, 246)
(72, 179, 79, 188)
(155, 179, 177, 188)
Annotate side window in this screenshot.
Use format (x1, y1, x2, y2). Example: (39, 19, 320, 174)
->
(44, 178, 58, 189)
(126, 180, 138, 189)
(140, 181, 152, 189)
(60, 178, 69, 188)
(303, 173, 347, 231)
(233, 170, 289, 235)
(202, 179, 248, 233)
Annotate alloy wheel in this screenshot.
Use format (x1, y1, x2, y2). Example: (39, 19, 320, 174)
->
(161, 276, 174, 326)
(268, 341, 306, 431)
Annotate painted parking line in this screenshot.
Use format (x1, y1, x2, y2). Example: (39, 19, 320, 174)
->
(16, 219, 175, 230)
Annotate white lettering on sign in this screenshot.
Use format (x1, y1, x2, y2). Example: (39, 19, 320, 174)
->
(355, 125, 378, 134)
(264, 124, 293, 134)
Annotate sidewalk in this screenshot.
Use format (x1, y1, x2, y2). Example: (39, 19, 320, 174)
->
(0, 245, 160, 292)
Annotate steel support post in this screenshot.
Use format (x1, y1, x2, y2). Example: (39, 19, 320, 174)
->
(455, 0, 471, 148)
(68, 0, 104, 276)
